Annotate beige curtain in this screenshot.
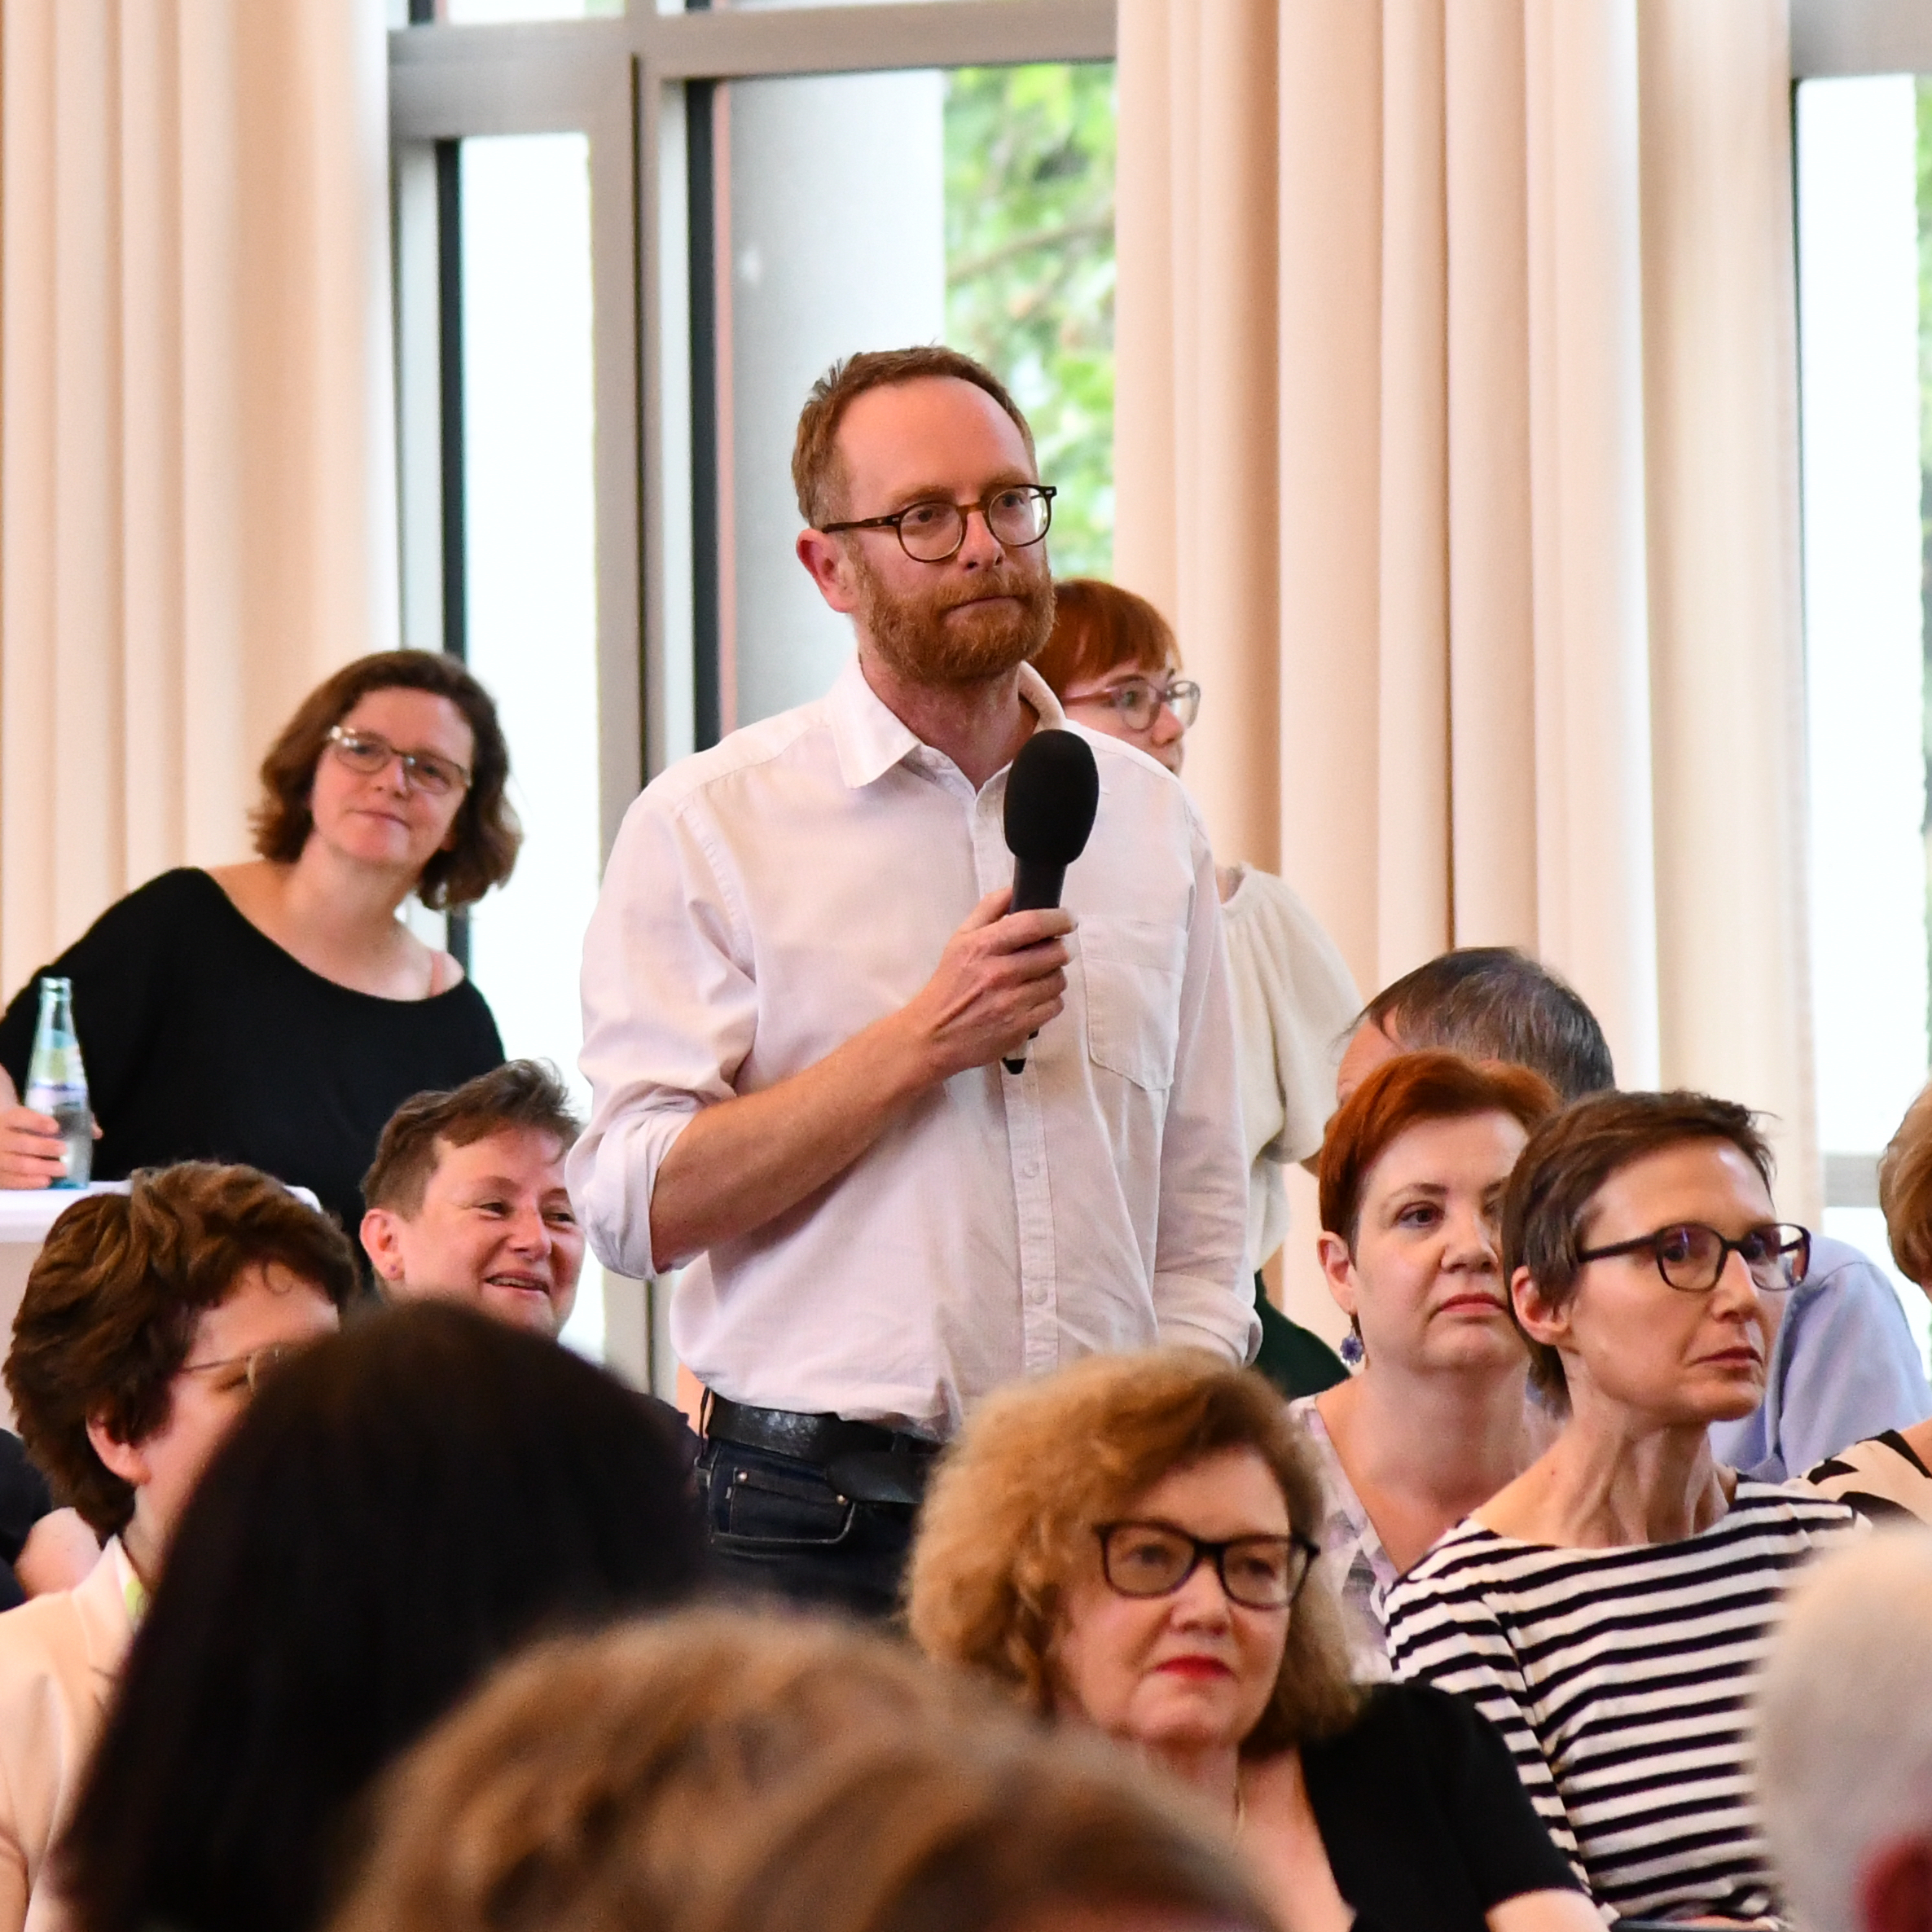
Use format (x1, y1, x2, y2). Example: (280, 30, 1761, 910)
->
(0, 0, 397, 997)
(1116, 0, 1818, 1221)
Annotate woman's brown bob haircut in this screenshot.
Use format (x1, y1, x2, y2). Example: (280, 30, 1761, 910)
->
(4, 1164, 359, 1535)
(251, 651, 520, 911)
(1499, 1088, 1777, 1403)
(1030, 577, 1176, 698)
(1881, 1079, 1932, 1288)
(363, 1060, 582, 1218)
(907, 1348, 1359, 1754)
(791, 347, 1034, 529)
(1318, 1049, 1560, 1251)
(328, 1609, 1265, 1932)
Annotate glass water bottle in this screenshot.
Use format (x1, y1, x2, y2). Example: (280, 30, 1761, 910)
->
(24, 976, 91, 1189)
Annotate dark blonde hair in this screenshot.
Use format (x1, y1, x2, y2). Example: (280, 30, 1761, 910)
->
(5, 1165, 359, 1535)
(907, 1349, 1359, 1754)
(1318, 1049, 1560, 1250)
(690, 1734, 1269, 1932)
(364, 1061, 581, 1217)
(330, 1612, 1012, 1932)
(1030, 577, 1176, 696)
(791, 347, 1034, 528)
(252, 651, 520, 911)
(1500, 1088, 1776, 1402)
(1881, 1081, 1932, 1289)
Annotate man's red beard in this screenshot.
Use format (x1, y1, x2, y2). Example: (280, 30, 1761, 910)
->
(851, 548, 1056, 687)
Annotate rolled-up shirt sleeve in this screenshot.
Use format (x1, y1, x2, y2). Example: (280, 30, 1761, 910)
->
(1149, 815, 1257, 1364)
(569, 792, 759, 1280)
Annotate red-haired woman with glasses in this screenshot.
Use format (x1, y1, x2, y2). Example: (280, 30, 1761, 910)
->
(1035, 579, 1361, 1399)
(907, 1349, 1600, 1932)
(1385, 1090, 1857, 1929)
(0, 653, 513, 1233)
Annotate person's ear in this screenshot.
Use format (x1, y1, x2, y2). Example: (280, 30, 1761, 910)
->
(1316, 1232, 1359, 1320)
(1510, 1266, 1570, 1350)
(1859, 1837, 1932, 1932)
(795, 528, 862, 615)
(86, 1413, 151, 1492)
(359, 1207, 410, 1288)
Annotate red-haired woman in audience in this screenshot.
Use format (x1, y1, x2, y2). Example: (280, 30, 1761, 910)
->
(0, 652, 514, 1233)
(1809, 1078, 1932, 1517)
(1385, 1090, 1856, 1927)
(0, 1165, 355, 1932)
(908, 1349, 1601, 1932)
(1299, 1051, 1559, 1674)
(1036, 579, 1360, 1397)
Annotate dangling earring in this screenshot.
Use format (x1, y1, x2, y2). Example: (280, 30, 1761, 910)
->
(1339, 1315, 1364, 1370)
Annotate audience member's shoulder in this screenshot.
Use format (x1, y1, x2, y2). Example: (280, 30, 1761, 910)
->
(1385, 1519, 1504, 1596)
(0, 1569, 96, 1686)
(1731, 1476, 1861, 1536)
(99, 867, 223, 931)
(1798, 1232, 1894, 1293)
(635, 703, 832, 818)
(1802, 1434, 1932, 1525)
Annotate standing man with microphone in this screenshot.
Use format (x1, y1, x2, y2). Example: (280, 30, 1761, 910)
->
(571, 346, 1253, 1615)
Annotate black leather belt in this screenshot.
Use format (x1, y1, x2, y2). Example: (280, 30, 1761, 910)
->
(703, 1394, 940, 1509)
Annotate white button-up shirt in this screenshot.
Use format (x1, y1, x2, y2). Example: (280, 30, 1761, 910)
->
(570, 656, 1254, 1436)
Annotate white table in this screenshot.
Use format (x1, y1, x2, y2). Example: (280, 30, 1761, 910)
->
(0, 1185, 130, 1428)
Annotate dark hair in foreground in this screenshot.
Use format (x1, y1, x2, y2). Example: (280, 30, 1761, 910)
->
(56, 1302, 705, 1932)
(252, 650, 520, 911)
(1361, 946, 1614, 1103)
(1500, 1089, 1776, 1402)
(5, 1164, 360, 1536)
(363, 1060, 583, 1216)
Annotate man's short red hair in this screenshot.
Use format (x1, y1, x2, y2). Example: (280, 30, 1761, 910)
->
(1318, 1050, 1559, 1249)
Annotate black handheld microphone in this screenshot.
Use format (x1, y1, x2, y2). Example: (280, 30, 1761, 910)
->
(1001, 729, 1100, 1074)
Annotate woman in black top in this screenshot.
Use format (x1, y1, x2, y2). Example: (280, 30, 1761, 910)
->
(907, 1350, 1600, 1932)
(0, 652, 513, 1232)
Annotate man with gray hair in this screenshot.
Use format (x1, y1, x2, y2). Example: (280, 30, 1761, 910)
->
(1757, 1527, 1932, 1932)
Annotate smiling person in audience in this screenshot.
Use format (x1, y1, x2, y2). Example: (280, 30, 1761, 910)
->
(362, 1061, 585, 1340)
(0, 652, 513, 1235)
(0, 1165, 355, 1932)
(908, 1350, 1601, 1932)
(1385, 1090, 1857, 1929)
(1298, 1051, 1560, 1675)
(1337, 948, 1932, 1483)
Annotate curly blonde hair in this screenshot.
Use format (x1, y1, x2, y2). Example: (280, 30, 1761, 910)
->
(905, 1350, 1360, 1754)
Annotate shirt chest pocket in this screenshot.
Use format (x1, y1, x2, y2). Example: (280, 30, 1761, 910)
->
(1079, 916, 1186, 1091)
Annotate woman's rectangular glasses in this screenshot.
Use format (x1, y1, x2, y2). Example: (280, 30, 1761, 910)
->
(325, 726, 471, 797)
(1574, 1221, 1811, 1294)
(1096, 1520, 1319, 1610)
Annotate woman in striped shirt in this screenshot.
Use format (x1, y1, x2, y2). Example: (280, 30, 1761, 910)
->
(1385, 1090, 1856, 1929)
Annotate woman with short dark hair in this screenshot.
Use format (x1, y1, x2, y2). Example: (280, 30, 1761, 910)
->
(55, 1301, 704, 1932)
(1386, 1089, 1857, 1928)
(0, 1164, 354, 1932)
(0, 652, 514, 1229)
(907, 1349, 1600, 1932)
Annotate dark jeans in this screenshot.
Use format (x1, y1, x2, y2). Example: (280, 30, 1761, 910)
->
(696, 1437, 921, 1622)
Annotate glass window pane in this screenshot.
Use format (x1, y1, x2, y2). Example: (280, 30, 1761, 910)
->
(456, 131, 608, 1359)
(709, 62, 1115, 733)
(1795, 75, 1932, 1369)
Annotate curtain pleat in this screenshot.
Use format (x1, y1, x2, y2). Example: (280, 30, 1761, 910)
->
(0, 0, 397, 996)
(1116, 0, 1819, 1217)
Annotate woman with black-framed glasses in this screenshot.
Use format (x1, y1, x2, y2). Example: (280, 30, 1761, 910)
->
(1386, 1090, 1860, 1930)
(907, 1349, 1600, 1932)
(0, 652, 512, 1234)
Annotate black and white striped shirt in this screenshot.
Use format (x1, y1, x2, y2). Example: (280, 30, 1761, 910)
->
(1383, 1482, 1855, 1926)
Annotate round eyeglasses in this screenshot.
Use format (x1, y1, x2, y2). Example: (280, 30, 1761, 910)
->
(1096, 1521, 1319, 1612)
(1062, 678, 1201, 734)
(818, 484, 1056, 563)
(325, 726, 471, 798)
(1574, 1221, 1811, 1295)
